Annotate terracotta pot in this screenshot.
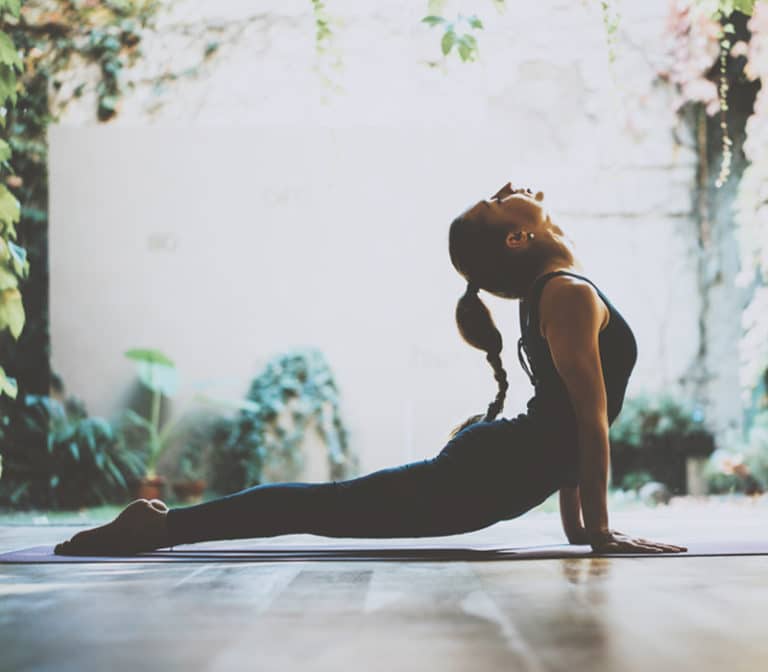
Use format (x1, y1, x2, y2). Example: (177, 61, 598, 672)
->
(171, 479, 207, 504)
(136, 475, 167, 501)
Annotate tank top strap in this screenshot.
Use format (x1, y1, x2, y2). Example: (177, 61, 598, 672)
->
(517, 272, 560, 385)
(521, 271, 567, 334)
(523, 270, 603, 331)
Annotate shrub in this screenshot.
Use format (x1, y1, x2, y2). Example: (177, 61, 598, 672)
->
(208, 348, 356, 493)
(0, 394, 147, 509)
(609, 394, 715, 495)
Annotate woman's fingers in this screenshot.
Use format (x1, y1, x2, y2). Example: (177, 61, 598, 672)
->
(594, 532, 689, 555)
(600, 541, 682, 554)
(650, 543, 687, 552)
(627, 543, 664, 553)
(636, 538, 688, 552)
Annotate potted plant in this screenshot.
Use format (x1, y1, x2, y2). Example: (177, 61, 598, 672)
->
(171, 457, 207, 503)
(169, 412, 222, 504)
(123, 348, 181, 500)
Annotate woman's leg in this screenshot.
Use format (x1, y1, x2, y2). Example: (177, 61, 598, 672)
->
(54, 417, 543, 554)
(166, 453, 498, 546)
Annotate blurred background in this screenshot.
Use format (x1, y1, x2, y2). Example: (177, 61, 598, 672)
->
(0, 0, 766, 520)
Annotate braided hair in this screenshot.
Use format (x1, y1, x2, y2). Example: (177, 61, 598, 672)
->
(447, 281, 509, 439)
(446, 193, 572, 440)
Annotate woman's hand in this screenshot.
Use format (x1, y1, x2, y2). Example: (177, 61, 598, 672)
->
(589, 529, 688, 554)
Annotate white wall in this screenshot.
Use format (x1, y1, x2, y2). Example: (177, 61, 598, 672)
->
(48, 0, 704, 473)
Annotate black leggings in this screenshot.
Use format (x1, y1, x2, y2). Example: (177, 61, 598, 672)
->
(165, 416, 562, 546)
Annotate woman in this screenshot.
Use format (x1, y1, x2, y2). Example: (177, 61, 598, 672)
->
(55, 182, 686, 556)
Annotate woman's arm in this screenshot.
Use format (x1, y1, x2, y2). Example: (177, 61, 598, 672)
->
(540, 278, 687, 554)
(559, 485, 588, 544)
(541, 279, 610, 541)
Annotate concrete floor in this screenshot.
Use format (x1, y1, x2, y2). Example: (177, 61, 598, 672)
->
(1, 502, 766, 672)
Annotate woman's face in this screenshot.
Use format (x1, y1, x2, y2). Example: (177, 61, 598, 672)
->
(466, 182, 558, 252)
(455, 182, 575, 298)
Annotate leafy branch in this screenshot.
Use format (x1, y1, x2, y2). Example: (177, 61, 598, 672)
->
(421, 13, 485, 62)
(0, 0, 25, 400)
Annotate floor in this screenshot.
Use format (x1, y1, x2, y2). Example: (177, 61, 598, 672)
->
(1, 500, 766, 672)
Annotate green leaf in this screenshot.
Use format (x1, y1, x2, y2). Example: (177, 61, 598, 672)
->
(468, 15, 484, 29)
(0, 138, 10, 162)
(0, 365, 17, 399)
(125, 348, 175, 367)
(7, 240, 27, 277)
(0, 287, 24, 338)
(458, 41, 472, 62)
(126, 348, 177, 395)
(0, 64, 16, 110)
(0, 184, 20, 232)
(82, 424, 96, 454)
(105, 458, 127, 489)
(0, 33, 21, 71)
(99, 95, 119, 112)
(0, 260, 17, 290)
(733, 0, 755, 15)
(441, 30, 456, 56)
(718, 0, 736, 16)
(421, 15, 445, 27)
(0, 1, 22, 17)
(69, 441, 80, 461)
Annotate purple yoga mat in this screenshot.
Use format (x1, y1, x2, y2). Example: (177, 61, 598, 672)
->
(2, 539, 767, 563)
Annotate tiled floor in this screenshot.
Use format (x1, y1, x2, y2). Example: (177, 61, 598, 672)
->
(1, 503, 766, 672)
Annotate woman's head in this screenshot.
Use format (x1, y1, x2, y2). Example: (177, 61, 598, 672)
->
(449, 183, 575, 300)
(446, 183, 576, 438)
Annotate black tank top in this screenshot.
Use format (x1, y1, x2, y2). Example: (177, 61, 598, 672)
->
(516, 270, 638, 485)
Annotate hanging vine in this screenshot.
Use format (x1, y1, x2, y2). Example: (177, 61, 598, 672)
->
(662, 0, 768, 446)
(0, 0, 25, 401)
(734, 3, 768, 415)
(600, 0, 622, 64)
(309, 0, 343, 93)
(420, 1, 624, 64)
(0, 0, 161, 411)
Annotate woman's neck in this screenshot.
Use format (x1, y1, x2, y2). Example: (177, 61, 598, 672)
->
(527, 259, 580, 293)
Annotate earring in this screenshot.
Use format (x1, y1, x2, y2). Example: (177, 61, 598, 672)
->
(527, 232, 535, 240)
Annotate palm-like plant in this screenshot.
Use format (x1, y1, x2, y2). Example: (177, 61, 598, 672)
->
(123, 348, 180, 479)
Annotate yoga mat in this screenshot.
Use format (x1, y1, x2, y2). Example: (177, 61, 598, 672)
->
(2, 539, 767, 563)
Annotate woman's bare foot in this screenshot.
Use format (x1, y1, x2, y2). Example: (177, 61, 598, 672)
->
(54, 498, 172, 556)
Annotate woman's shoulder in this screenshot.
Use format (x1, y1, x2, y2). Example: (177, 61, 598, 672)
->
(537, 274, 610, 337)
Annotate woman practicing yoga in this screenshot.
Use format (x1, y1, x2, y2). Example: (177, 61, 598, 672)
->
(55, 182, 686, 556)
